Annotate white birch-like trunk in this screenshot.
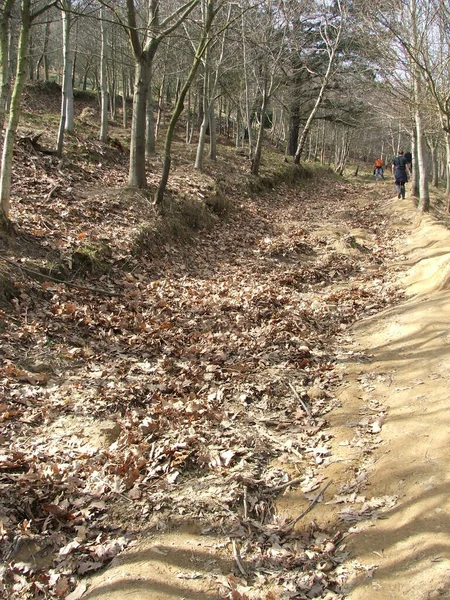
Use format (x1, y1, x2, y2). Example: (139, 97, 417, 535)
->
(251, 87, 268, 175)
(209, 103, 216, 159)
(122, 70, 128, 129)
(0, 0, 14, 138)
(146, 65, 155, 155)
(99, 7, 109, 143)
(410, 0, 429, 211)
(0, 0, 30, 221)
(194, 54, 210, 170)
(57, 0, 72, 155)
(64, 2, 74, 133)
(445, 133, 450, 203)
(410, 127, 419, 197)
(415, 98, 429, 211)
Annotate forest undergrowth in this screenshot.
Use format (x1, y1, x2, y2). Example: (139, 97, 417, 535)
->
(0, 83, 405, 600)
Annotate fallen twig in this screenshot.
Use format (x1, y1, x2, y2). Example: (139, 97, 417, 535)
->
(289, 480, 332, 529)
(269, 476, 304, 493)
(288, 382, 313, 419)
(232, 539, 247, 576)
(243, 485, 248, 519)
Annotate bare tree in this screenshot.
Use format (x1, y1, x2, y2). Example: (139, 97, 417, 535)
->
(0, 0, 15, 139)
(56, 0, 74, 157)
(0, 0, 55, 224)
(294, 1, 345, 164)
(99, 5, 109, 142)
(194, 1, 230, 170)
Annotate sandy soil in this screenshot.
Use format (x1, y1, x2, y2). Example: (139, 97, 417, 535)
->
(335, 197, 450, 600)
(78, 189, 450, 600)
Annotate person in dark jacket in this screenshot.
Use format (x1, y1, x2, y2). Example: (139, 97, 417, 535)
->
(404, 151, 412, 172)
(392, 150, 411, 199)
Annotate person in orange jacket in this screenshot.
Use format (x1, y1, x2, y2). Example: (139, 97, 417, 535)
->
(373, 157, 385, 181)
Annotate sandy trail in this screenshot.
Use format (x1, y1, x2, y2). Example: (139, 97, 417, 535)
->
(336, 197, 450, 599)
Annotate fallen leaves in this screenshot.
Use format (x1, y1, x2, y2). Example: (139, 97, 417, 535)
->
(0, 134, 407, 599)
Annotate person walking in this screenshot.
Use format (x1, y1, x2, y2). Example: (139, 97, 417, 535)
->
(392, 150, 411, 199)
(373, 157, 385, 181)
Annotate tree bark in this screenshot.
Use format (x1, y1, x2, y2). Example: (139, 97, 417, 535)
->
(0, 0, 31, 221)
(56, 0, 73, 156)
(428, 138, 439, 188)
(209, 104, 217, 159)
(251, 87, 268, 175)
(445, 133, 450, 206)
(125, 0, 199, 188)
(99, 7, 109, 143)
(410, 0, 429, 211)
(122, 69, 128, 128)
(0, 0, 15, 138)
(129, 56, 150, 187)
(241, 11, 253, 159)
(146, 65, 156, 155)
(410, 126, 419, 197)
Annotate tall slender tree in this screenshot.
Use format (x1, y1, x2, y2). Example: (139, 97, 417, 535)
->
(0, 0, 15, 139)
(0, 0, 55, 224)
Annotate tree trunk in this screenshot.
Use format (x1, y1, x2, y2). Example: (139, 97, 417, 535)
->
(99, 7, 109, 143)
(428, 140, 439, 188)
(185, 86, 191, 143)
(445, 133, 450, 206)
(194, 62, 210, 170)
(122, 69, 128, 129)
(146, 65, 156, 155)
(57, 0, 73, 156)
(241, 12, 253, 159)
(294, 14, 343, 165)
(410, 127, 419, 197)
(64, 1, 74, 133)
(288, 99, 300, 157)
(415, 101, 429, 211)
(43, 18, 50, 81)
(128, 56, 149, 187)
(197, 79, 204, 130)
(0, 0, 15, 138)
(36, 19, 51, 81)
(154, 73, 165, 141)
(251, 88, 268, 175)
(294, 76, 330, 164)
(209, 103, 217, 159)
(0, 0, 31, 221)
(410, 0, 429, 212)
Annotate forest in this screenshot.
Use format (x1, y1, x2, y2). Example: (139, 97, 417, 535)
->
(1, 0, 450, 219)
(1, 1, 450, 599)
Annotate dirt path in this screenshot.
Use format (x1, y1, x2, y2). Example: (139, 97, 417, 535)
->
(334, 198, 450, 600)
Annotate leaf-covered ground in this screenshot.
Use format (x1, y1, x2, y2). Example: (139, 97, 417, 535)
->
(0, 85, 406, 599)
